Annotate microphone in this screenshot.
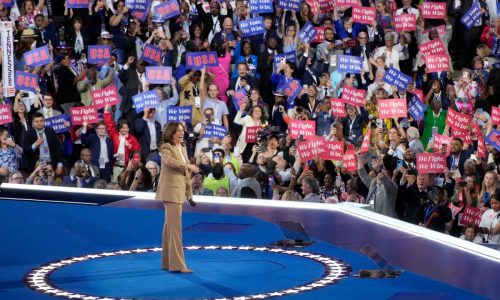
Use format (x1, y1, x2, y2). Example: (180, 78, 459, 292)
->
(187, 198, 197, 207)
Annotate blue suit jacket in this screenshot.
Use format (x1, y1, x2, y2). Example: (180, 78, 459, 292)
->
(134, 118, 162, 159)
(80, 132, 114, 167)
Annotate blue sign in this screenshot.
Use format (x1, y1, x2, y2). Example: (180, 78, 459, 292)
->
(15, 71, 38, 92)
(273, 51, 296, 71)
(204, 124, 228, 139)
(0, 0, 14, 8)
(249, 0, 273, 14)
(166, 106, 193, 123)
(275, 77, 301, 102)
(186, 51, 219, 70)
(145, 66, 172, 84)
(23, 46, 52, 68)
(239, 17, 266, 37)
(383, 67, 412, 91)
(337, 55, 363, 74)
(154, 0, 180, 20)
(66, 0, 89, 9)
(461, 2, 483, 30)
(277, 0, 301, 11)
(408, 97, 427, 122)
(298, 21, 317, 44)
(87, 45, 112, 64)
(132, 91, 160, 113)
(126, 0, 151, 22)
(232, 88, 247, 111)
(45, 114, 71, 134)
(485, 129, 500, 151)
(140, 43, 163, 65)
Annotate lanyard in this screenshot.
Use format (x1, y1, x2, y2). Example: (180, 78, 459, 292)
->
(424, 206, 437, 225)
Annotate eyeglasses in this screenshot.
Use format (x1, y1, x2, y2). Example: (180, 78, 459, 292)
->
(358, 36, 368, 40)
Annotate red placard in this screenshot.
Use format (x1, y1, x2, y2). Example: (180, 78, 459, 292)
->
(425, 54, 451, 73)
(360, 130, 371, 153)
(423, 25, 446, 36)
(433, 133, 452, 155)
(70, 106, 99, 125)
(418, 38, 446, 56)
(342, 146, 357, 172)
(0, 104, 13, 125)
(352, 6, 376, 25)
(459, 205, 482, 226)
(312, 26, 325, 43)
(416, 153, 447, 174)
(335, 0, 360, 6)
(297, 137, 326, 161)
(330, 98, 346, 117)
(245, 126, 261, 143)
(318, 0, 334, 11)
(377, 98, 407, 119)
(320, 141, 344, 160)
(491, 107, 500, 125)
(421, 2, 446, 19)
(477, 135, 486, 159)
(92, 85, 120, 108)
(341, 86, 366, 107)
(446, 108, 472, 132)
(290, 120, 316, 140)
(452, 128, 472, 145)
(394, 14, 416, 32)
(410, 88, 424, 102)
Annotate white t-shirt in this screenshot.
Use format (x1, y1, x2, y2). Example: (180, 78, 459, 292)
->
(479, 209, 500, 244)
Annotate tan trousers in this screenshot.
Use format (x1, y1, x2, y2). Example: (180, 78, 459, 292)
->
(162, 202, 187, 271)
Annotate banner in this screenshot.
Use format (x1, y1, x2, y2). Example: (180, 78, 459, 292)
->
(141, 43, 162, 65)
(245, 126, 261, 143)
(70, 106, 99, 125)
(186, 51, 219, 70)
(318, 0, 334, 12)
(421, 2, 446, 19)
(491, 106, 500, 125)
(485, 129, 500, 151)
(289, 120, 316, 140)
(312, 26, 325, 43)
(298, 21, 317, 44)
(87, 45, 111, 64)
(320, 141, 344, 161)
(154, 0, 180, 20)
(341, 86, 366, 107)
(15, 71, 38, 92)
(249, 0, 273, 14)
(0, 22, 15, 97)
(383, 67, 412, 91)
(232, 88, 247, 111)
(408, 96, 427, 121)
(452, 128, 472, 145)
(330, 98, 346, 117)
(45, 114, 71, 134)
(145, 66, 172, 84)
(477, 134, 486, 159)
(352, 6, 376, 25)
(446, 108, 472, 132)
(394, 13, 416, 32)
(410, 88, 424, 102)
(425, 54, 451, 73)
(126, 0, 151, 22)
(342, 146, 357, 172)
(418, 38, 446, 56)
(204, 124, 228, 138)
(337, 55, 363, 74)
(461, 1, 483, 30)
(377, 98, 407, 119)
(239, 17, 266, 37)
(416, 153, 447, 174)
(360, 130, 371, 153)
(23, 45, 52, 68)
(433, 133, 452, 155)
(92, 85, 120, 108)
(297, 137, 326, 161)
(0, 0, 14, 7)
(277, 0, 301, 11)
(166, 106, 193, 123)
(132, 91, 160, 113)
(459, 205, 482, 226)
(0, 104, 12, 125)
(273, 51, 296, 70)
(67, 0, 89, 9)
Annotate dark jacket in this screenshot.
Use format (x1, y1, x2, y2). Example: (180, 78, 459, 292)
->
(134, 118, 162, 159)
(22, 126, 62, 172)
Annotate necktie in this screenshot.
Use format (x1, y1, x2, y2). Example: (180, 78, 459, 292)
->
(403, 9, 408, 13)
(47, 110, 52, 117)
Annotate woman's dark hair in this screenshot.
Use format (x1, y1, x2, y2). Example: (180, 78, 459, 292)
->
(248, 105, 267, 124)
(113, 0, 125, 11)
(117, 118, 129, 130)
(212, 163, 224, 179)
(161, 122, 183, 145)
(126, 166, 153, 191)
(240, 40, 253, 56)
(240, 187, 257, 198)
(128, 150, 143, 164)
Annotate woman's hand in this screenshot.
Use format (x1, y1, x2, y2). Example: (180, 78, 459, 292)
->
(188, 164, 200, 173)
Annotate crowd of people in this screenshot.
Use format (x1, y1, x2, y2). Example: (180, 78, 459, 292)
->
(0, 0, 499, 245)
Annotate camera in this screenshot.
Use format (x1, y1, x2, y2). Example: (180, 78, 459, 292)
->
(459, 181, 467, 187)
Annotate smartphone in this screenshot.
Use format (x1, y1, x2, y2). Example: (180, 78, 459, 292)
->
(233, 146, 240, 156)
(268, 175, 274, 186)
(396, 160, 403, 170)
(213, 153, 220, 163)
(22, 92, 29, 97)
(477, 108, 484, 114)
(459, 181, 467, 187)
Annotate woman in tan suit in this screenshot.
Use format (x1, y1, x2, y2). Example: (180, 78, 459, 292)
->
(156, 122, 199, 273)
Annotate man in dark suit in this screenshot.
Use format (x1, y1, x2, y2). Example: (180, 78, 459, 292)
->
(80, 121, 114, 182)
(258, 36, 282, 108)
(446, 138, 472, 179)
(196, 0, 233, 42)
(62, 160, 99, 188)
(249, 15, 279, 54)
(22, 112, 62, 173)
(135, 107, 162, 161)
(210, 17, 239, 51)
(351, 31, 374, 88)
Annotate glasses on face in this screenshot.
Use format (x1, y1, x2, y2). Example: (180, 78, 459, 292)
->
(97, 127, 106, 130)
(358, 36, 367, 40)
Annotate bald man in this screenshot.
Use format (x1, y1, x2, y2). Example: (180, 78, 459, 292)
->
(231, 163, 261, 199)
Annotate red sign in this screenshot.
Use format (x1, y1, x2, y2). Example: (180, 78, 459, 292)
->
(335, 0, 360, 6)
(459, 205, 482, 226)
(342, 147, 357, 172)
(245, 126, 261, 143)
(418, 38, 446, 56)
(423, 25, 446, 36)
(290, 120, 316, 140)
(330, 98, 346, 117)
(421, 2, 446, 19)
(297, 137, 326, 161)
(425, 54, 451, 73)
(394, 14, 416, 32)
(312, 26, 325, 43)
(352, 6, 376, 25)
(360, 130, 371, 153)
(318, 0, 334, 11)
(320, 141, 344, 160)
(416, 153, 447, 174)
(477, 135, 486, 159)
(341, 86, 366, 107)
(92, 85, 120, 108)
(70, 106, 99, 125)
(491, 107, 500, 125)
(377, 98, 407, 119)
(433, 133, 452, 155)
(452, 128, 472, 145)
(0, 104, 13, 125)
(410, 88, 424, 102)
(446, 108, 472, 132)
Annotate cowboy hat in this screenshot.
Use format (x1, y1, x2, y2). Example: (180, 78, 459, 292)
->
(21, 29, 38, 38)
(98, 31, 113, 39)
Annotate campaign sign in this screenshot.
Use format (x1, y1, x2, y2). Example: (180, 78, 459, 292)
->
(204, 124, 227, 139)
(87, 45, 111, 64)
(337, 55, 363, 74)
(330, 98, 346, 117)
(277, 78, 301, 102)
(0, 104, 12, 125)
(312, 26, 326, 43)
(154, 0, 180, 20)
(416, 153, 447, 174)
(232, 88, 247, 111)
(289, 120, 316, 140)
(186, 51, 219, 70)
(452, 128, 472, 145)
(433, 133, 452, 155)
(425, 54, 451, 73)
(491, 106, 500, 125)
(341, 86, 366, 107)
(298, 21, 317, 44)
(0, 0, 14, 7)
(277, 0, 301, 11)
(70, 106, 99, 125)
(15, 71, 38, 92)
(408, 97, 427, 121)
(377, 98, 407, 119)
(485, 129, 500, 151)
(459, 205, 482, 226)
(45, 114, 71, 134)
(141, 43, 163, 65)
(297, 137, 326, 161)
(145, 66, 172, 84)
(342, 146, 357, 172)
(335, 0, 361, 6)
(461, 2, 483, 30)
(166, 106, 193, 123)
(394, 14, 416, 32)
(418, 38, 446, 56)
(320, 141, 344, 161)
(126, 0, 151, 22)
(421, 2, 446, 19)
(446, 108, 472, 132)
(249, 0, 273, 14)
(410, 88, 424, 102)
(92, 85, 120, 108)
(477, 135, 486, 159)
(318, 0, 334, 12)
(23, 45, 52, 68)
(245, 126, 261, 143)
(352, 6, 376, 25)
(423, 25, 447, 36)
(132, 91, 160, 113)
(343, 39, 357, 49)
(360, 130, 371, 153)
(67, 0, 89, 9)
(383, 67, 412, 91)
(273, 51, 296, 71)
(239, 17, 266, 38)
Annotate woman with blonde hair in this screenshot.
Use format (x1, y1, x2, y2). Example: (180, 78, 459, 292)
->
(478, 171, 498, 210)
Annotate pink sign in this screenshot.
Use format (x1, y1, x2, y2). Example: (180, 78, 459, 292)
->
(335, 0, 360, 6)
(452, 129, 472, 145)
(459, 205, 482, 226)
(245, 126, 261, 143)
(416, 153, 447, 174)
(342, 147, 357, 172)
(433, 133, 452, 155)
(394, 14, 416, 32)
(360, 130, 371, 153)
(70, 106, 99, 125)
(418, 38, 446, 56)
(477, 135, 486, 159)
(297, 137, 326, 161)
(341, 86, 366, 107)
(491, 106, 500, 125)
(410, 88, 424, 102)
(318, 0, 334, 11)
(320, 141, 344, 160)
(446, 108, 472, 132)
(290, 120, 316, 140)
(312, 27, 325, 43)
(330, 98, 346, 117)
(92, 85, 120, 108)
(421, 2, 446, 19)
(0, 104, 13, 125)
(377, 98, 407, 119)
(352, 6, 376, 25)
(423, 25, 447, 36)
(425, 54, 451, 73)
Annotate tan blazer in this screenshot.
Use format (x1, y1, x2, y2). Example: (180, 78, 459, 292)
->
(155, 143, 192, 204)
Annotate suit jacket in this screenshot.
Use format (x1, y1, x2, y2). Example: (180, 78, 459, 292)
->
(22, 126, 62, 172)
(55, 65, 81, 105)
(446, 150, 472, 177)
(77, 68, 115, 106)
(155, 143, 192, 204)
(119, 66, 143, 114)
(409, 139, 425, 154)
(135, 118, 162, 159)
(62, 175, 98, 188)
(80, 131, 114, 168)
(196, 4, 233, 40)
(358, 166, 398, 218)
